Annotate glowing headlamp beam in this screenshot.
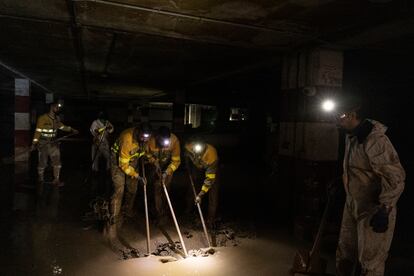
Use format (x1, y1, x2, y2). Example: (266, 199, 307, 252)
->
(194, 144, 203, 153)
(163, 139, 170, 146)
(321, 99, 335, 112)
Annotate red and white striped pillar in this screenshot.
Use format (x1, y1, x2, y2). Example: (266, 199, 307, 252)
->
(14, 78, 31, 162)
(14, 78, 32, 197)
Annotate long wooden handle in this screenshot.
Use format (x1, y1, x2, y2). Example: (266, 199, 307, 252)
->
(187, 165, 211, 248)
(162, 180, 188, 257)
(309, 196, 331, 258)
(141, 159, 151, 254)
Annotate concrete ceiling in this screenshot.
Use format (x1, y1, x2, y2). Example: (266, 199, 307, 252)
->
(0, 0, 413, 99)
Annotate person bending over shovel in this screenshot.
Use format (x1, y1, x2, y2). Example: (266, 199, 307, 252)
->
(184, 136, 219, 229)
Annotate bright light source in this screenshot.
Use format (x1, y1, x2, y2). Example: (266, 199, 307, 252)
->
(143, 133, 150, 138)
(58, 103, 62, 108)
(194, 144, 203, 153)
(163, 139, 170, 146)
(322, 99, 335, 112)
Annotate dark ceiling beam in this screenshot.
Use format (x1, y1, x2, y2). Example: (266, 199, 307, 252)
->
(0, 60, 55, 94)
(0, 14, 69, 25)
(81, 23, 280, 50)
(75, 0, 316, 38)
(0, 13, 283, 50)
(187, 57, 281, 88)
(101, 33, 117, 77)
(65, 0, 89, 97)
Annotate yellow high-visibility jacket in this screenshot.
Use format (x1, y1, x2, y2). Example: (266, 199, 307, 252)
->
(111, 128, 146, 178)
(32, 113, 72, 143)
(185, 143, 218, 193)
(146, 133, 181, 175)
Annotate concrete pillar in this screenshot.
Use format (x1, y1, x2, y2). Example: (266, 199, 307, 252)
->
(14, 79, 31, 163)
(14, 79, 32, 210)
(278, 48, 343, 237)
(173, 91, 185, 133)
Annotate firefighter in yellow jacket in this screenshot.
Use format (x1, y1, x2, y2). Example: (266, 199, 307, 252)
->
(107, 124, 151, 238)
(146, 126, 181, 224)
(184, 136, 219, 227)
(31, 102, 78, 187)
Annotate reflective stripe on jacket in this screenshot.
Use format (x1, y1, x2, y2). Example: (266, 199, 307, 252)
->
(33, 113, 71, 143)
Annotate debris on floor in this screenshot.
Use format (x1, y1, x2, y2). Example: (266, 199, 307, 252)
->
(183, 220, 257, 248)
(152, 241, 182, 257)
(82, 197, 111, 222)
(120, 248, 141, 260)
(188, 249, 209, 257)
(183, 230, 193, 239)
(188, 247, 215, 257)
(159, 256, 178, 263)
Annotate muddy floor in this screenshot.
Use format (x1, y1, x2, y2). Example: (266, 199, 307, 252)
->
(1, 150, 413, 276)
(0, 164, 335, 276)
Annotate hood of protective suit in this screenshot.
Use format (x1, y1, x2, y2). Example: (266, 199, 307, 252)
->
(351, 119, 387, 144)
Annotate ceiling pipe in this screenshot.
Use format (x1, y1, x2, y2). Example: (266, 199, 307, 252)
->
(0, 60, 54, 94)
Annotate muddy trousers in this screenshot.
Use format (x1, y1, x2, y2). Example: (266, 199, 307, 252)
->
(110, 166, 138, 224)
(336, 203, 397, 276)
(91, 143, 111, 172)
(37, 143, 61, 182)
(153, 174, 172, 220)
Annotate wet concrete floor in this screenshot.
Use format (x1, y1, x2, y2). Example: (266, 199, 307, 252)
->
(0, 162, 337, 276)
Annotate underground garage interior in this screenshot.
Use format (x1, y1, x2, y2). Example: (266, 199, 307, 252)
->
(0, 1, 414, 275)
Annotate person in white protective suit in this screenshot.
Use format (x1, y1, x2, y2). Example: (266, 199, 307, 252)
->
(335, 98, 405, 276)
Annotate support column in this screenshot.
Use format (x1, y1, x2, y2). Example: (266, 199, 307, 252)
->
(14, 79, 32, 209)
(278, 48, 343, 238)
(14, 79, 31, 163)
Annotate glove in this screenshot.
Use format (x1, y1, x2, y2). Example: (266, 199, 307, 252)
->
(369, 206, 390, 233)
(161, 172, 168, 183)
(195, 190, 206, 204)
(30, 143, 38, 152)
(72, 128, 79, 134)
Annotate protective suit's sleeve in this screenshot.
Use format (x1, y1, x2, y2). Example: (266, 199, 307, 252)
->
(118, 138, 139, 178)
(56, 117, 72, 132)
(90, 121, 98, 137)
(32, 116, 43, 143)
(201, 160, 218, 193)
(166, 139, 181, 175)
(201, 147, 218, 193)
(366, 135, 405, 207)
